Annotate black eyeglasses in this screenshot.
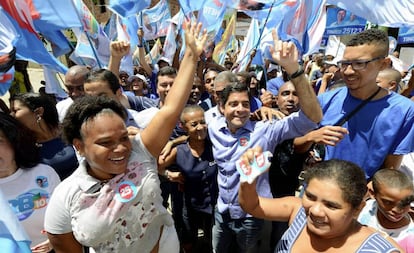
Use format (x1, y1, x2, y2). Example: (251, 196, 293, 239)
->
(337, 56, 384, 71)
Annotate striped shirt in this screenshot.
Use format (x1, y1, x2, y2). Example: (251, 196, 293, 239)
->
(275, 207, 399, 253)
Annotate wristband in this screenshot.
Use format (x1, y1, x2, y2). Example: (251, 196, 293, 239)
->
(288, 67, 304, 79)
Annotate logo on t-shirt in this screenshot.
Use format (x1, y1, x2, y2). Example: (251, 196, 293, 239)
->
(8, 189, 49, 221)
(115, 181, 138, 203)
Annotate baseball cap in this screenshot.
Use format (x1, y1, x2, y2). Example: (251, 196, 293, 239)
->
(128, 74, 147, 84)
(267, 63, 278, 73)
(157, 56, 171, 66)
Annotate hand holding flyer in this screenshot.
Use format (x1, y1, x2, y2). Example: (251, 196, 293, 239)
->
(236, 151, 273, 184)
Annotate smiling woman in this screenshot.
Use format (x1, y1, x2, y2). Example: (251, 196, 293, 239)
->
(43, 20, 207, 253)
(238, 147, 403, 253)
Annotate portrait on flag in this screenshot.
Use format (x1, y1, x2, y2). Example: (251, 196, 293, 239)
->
(325, 6, 366, 36)
(137, 0, 171, 41)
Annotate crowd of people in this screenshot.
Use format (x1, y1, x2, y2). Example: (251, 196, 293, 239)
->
(0, 19, 414, 253)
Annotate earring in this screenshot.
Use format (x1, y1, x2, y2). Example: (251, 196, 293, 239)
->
(36, 115, 42, 123)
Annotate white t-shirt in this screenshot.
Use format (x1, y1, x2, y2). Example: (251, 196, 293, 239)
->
(0, 164, 60, 246)
(358, 199, 414, 252)
(400, 153, 414, 183)
(56, 97, 74, 123)
(45, 134, 178, 253)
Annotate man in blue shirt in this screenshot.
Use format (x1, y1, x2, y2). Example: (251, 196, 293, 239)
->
(297, 29, 414, 180)
(208, 32, 322, 252)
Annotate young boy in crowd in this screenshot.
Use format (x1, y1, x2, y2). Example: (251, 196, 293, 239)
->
(358, 168, 414, 252)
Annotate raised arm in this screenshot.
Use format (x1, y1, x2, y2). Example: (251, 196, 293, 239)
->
(269, 30, 322, 123)
(141, 22, 207, 157)
(238, 146, 301, 222)
(108, 41, 130, 79)
(133, 28, 153, 77)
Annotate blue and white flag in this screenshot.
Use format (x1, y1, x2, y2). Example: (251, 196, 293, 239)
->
(325, 6, 366, 36)
(108, 0, 150, 18)
(116, 15, 134, 75)
(197, 0, 227, 33)
(245, 0, 326, 57)
(0, 1, 67, 73)
(327, 0, 414, 27)
(235, 19, 262, 72)
(70, 0, 111, 68)
(137, 0, 171, 41)
(177, 0, 205, 14)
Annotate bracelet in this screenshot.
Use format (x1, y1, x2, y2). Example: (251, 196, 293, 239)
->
(164, 170, 169, 178)
(288, 67, 304, 79)
(137, 44, 143, 48)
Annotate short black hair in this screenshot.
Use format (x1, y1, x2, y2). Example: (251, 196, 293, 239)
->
(346, 29, 389, 57)
(304, 159, 367, 209)
(157, 66, 177, 83)
(85, 69, 120, 94)
(62, 95, 127, 144)
(219, 82, 250, 106)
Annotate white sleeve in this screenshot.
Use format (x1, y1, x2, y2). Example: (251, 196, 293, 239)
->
(44, 182, 73, 234)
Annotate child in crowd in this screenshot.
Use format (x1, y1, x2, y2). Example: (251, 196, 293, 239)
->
(358, 168, 414, 252)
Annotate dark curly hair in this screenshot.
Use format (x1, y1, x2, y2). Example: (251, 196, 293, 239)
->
(62, 95, 127, 144)
(304, 159, 367, 209)
(346, 29, 389, 57)
(0, 112, 40, 169)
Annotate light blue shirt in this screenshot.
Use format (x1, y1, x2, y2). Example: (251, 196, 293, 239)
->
(208, 110, 317, 219)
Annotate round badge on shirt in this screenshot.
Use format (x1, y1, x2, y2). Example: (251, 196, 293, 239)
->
(238, 136, 250, 147)
(115, 181, 138, 203)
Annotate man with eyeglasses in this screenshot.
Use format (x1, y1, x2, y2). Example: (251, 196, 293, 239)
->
(56, 65, 90, 122)
(298, 29, 414, 180)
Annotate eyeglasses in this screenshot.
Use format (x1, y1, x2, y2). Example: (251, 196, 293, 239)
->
(337, 56, 384, 71)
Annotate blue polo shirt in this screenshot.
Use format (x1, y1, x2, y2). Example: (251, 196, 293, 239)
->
(208, 110, 317, 219)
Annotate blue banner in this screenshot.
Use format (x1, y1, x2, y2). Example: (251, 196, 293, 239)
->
(398, 27, 414, 44)
(325, 7, 366, 36)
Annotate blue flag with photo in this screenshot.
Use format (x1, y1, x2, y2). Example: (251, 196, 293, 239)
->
(325, 6, 366, 36)
(137, 0, 171, 41)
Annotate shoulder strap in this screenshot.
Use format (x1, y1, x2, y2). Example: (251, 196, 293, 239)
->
(334, 87, 381, 126)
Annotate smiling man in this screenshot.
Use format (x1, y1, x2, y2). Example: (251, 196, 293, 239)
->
(208, 31, 322, 252)
(311, 29, 414, 180)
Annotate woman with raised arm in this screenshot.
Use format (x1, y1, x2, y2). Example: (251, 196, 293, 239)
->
(239, 147, 403, 253)
(44, 21, 207, 253)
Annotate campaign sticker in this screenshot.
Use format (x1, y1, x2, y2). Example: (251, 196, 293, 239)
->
(238, 136, 250, 147)
(36, 176, 48, 188)
(115, 181, 138, 203)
